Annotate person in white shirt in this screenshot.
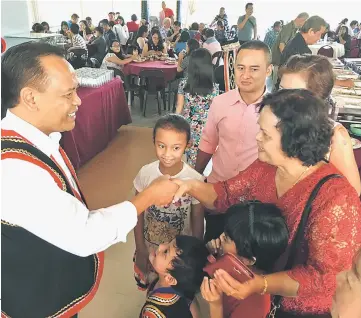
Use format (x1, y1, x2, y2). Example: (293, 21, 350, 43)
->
(1, 41, 179, 318)
(113, 16, 129, 49)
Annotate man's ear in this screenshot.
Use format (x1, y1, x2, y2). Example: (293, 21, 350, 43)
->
(164, 273, 177, 286)
(20, 87, 38, 112)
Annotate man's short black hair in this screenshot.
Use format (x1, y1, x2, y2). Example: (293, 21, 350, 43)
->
(32, 23, 44, 33)
(71, 13, 79, 19)
(94, 26, 104, 34)
(70, 23, 80, 34)
(237, 40, 272, 65)
(167, 235, 208, 299)
(224, 202, 289, 273)
(174, 21, 181, 27)
(350, 20, 358, 27)
(273, 21, 281, 28)
(108, 12, 115, 15)
(245, 2, 253, 9)
(109, 21, 115, 28)
(205, 28, 214, 38)
(259, 89, 333, 166)
(1, 42, 64, 119)
(216, 20, 224, 28)
(86, 17, 92, 21)
(153, 114, 191, 143)
(131, 14, 138, 22)
(101, 19, 109, 26)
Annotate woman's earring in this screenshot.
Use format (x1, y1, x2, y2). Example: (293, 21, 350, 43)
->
(249, 257, 256, 265)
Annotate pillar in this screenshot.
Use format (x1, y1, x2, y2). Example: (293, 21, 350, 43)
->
(141, 0, 149, 21)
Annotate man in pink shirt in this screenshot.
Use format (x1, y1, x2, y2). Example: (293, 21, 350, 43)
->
(202, 28, 222, 65)
(195, 41, 272, 241)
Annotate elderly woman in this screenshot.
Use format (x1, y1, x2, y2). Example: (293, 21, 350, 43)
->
(142, 29, 167, 57)
(173, 89, 361, 317)
(279, 54, 361, 195)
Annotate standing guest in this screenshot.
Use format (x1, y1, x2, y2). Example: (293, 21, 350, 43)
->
(167, 21, 182, 43)
(177, 39, 200, 78)
(108, 12, 115, 22)
(160, 17, 172, 40)
(60, 21, 69, 36)
(202, 29, 223, 64)
(41, 21, 51, 33)
(114, 16, 129, 50)
(159, 1, 174, 26)
(189, 22, 202, 42)
(335, 18, 348, 35)
(67, 13, 79, 28)
(215, 21, 227, 45)
(1, 41, 178, 318)
(86, 17, 95, 31)
(336, 25, 352, 58)
(280, 16, 327, 67)
(237, 3, 257, 45)
(102, 20, 117, 52)
(176, 49, 220, 167)
(142, 29, 167, 57)
(134, 25, 149, 53)
(87, 27, 106, 64)
(175, 30, 190, 54)
(79, 20, 92, 41)
(127, 14, 139, 33)
(101, 41, 137, 71)
(263, 21, 281, 49)
(133, 115, 205, 290)
(210, 7, 229, 36)
(195, 41, 272, 241)
(271, 12, 309, 90)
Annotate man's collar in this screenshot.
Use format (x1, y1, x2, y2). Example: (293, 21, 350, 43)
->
(2, 111, 62, 157)
(228, 87, 267, 106)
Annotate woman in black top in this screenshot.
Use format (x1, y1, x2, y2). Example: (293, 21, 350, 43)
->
(142, 29, 167, 57)
(336, 25, 351, 57)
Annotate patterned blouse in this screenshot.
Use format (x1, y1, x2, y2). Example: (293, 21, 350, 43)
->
(178, 79, 220, 167)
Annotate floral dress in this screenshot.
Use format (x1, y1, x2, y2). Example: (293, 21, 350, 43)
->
(178, 79, 219, 167)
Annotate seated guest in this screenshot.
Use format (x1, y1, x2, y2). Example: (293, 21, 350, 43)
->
(215, 21, 227, 45)
(86, 17, 95, 31)
(69, 23, 88, 56)
(175, 30, 190, 54)
(79, 20, 92, 41)
(87, 26, 106, 64)
(139, 235, 208, 317)
(167, 21, 182, 43)
(160, 17, 172, 41)
(100, 41, 137, 71)
(31, 23, 44, 33)
(199, 23, 206, 35)
(102, 20, 117, 51)
(127, 14, 139, 33)
(142, 29, 167, 57)
(60, 21, 69, 36)
(67, 13, 79, 28)
(134, 25, 149, 53)
(202, 29, 222, 65)
(335, 18, 348, 35)
(177, 38, 200, 77)
(202, 202, 289, 318)
(41, 22, 51, 33)
(336, 25, 352, 57)
(189, 22, 202, 42)
(263, 21, 281, 49)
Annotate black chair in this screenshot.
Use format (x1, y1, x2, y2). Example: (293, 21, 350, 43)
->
(139, 69, 167, 116)
(229, 25, 238, 39)
(212, 51, 224, 68)
(67, 47, 87, 69)
(214, 65, 225, 93)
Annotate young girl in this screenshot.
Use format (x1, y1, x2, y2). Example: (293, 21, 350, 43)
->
(201, 202, 289, 318)
(176, 48, 219, 167)
(133, 114, 205, 290)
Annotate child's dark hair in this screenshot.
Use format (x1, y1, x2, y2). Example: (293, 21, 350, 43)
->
(168, 235, 208, 299)
(224, 201, 289, 273)
(153, 114, 191, 144)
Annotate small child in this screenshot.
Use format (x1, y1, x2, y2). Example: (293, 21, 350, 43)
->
(133, 114, 205, 290)
(139, 235, 209, 317)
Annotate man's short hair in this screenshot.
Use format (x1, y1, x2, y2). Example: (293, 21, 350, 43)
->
(108, 12, 115, 15)
(350, 20, 358, 27)
(245, 2, 253, 9)
(205, 28, 215, 38)
(273, 21, 281, 28)
(101, 19, 109, 26)
(70, 23, 80, 34)
(300, 16, 327, 33)
(237, 40, 272, 65)
(216, 20, 224, 28)
(94, 26, 103, 34)
(297, 12, 309, 20)
(71, 13, 79, 19)
(1, 42, 64, 118)
(174, 21, 181, 27)
(85, 17, 92, 21)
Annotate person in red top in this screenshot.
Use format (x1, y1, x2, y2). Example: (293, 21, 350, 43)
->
(127, 14, 139, 33)
(160, 1, 174, 26)
(173, 89, 361, 316)
(201, 202, 289, 318)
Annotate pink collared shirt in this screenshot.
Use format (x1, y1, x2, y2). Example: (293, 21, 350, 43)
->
(199, 88, 263, 183)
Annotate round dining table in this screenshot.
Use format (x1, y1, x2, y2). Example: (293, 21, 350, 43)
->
(308, 42, 345, 58)
(123, 60, 177, 82)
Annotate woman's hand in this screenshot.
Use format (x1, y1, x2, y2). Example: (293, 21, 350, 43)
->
(201, 277, 223, 305)
(214, 269, 264, 299)
(206, 237, 223, 256)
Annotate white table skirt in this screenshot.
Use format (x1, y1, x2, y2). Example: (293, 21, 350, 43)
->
(308, 42, 345, 58)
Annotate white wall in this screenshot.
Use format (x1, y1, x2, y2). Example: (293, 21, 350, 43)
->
(1, 0, 31, 35)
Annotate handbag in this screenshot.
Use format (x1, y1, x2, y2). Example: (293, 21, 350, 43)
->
(267, 174, 341, 318)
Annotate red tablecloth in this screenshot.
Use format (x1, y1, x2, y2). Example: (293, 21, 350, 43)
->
(123, 60, 177, 82)
(62, 78, 131, 170)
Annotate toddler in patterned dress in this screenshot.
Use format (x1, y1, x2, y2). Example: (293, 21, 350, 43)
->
(133, 114, 205, 290)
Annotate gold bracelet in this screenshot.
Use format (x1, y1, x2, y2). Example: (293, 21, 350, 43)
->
(260, 275, 268, 295)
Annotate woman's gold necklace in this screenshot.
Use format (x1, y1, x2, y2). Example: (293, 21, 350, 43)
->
(292, 166, 311, 187)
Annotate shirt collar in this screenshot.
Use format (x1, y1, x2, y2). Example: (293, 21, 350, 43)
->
(205, 36, 217, 44)
(228, 87, 267, 106)
(2, 110, 62, 157)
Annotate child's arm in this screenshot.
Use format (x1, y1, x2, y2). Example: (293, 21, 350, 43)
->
(191, 203, 204, 241)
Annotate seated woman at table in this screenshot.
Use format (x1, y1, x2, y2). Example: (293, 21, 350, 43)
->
(176, 48, 219, 167)
(134, 25, 149, 54)
(172, 89, 361, 317)
(87, 27, 106, 65)
(101, 41, 138, 71)
(79, 20, 93, 41)
(60, 21, 69, 36)
(142, 29, 167, 57)
(336, 25, 351, 57)
(279, 54, 361, 195)
(177, 39, 200, 78)
(175, 30, 190, 54)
